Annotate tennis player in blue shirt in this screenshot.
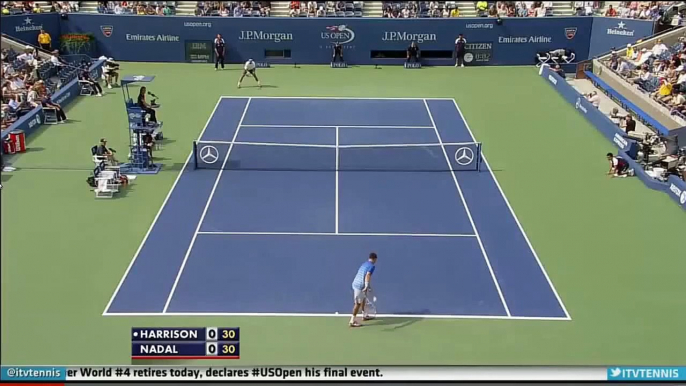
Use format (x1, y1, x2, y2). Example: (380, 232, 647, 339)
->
(350, 252, 377, 327)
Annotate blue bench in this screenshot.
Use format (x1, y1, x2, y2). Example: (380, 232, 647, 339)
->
(585, 71, 670, 136)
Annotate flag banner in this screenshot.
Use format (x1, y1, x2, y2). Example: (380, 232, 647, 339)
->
(0, 366, 621, 381)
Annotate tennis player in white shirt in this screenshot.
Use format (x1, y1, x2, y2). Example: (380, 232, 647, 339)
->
(237, 59, 261, 89)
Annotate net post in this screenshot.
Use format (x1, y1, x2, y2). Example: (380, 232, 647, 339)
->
(192, 141, 198, 169)
(477, 142, 482, 172)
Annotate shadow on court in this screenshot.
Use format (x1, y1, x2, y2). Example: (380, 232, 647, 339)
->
(239, 85, 278, 88)
(367, 317, 424, 331)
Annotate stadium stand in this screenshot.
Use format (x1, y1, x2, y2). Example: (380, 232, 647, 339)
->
(193, 1, 271, 17)
(1, 34, 91, 129)
(601, 35, 686, 123)
(97, 1, 177, 15)
(597, 1, 681, 20)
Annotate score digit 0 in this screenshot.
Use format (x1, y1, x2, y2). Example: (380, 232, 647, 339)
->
(206, 327, 218, 341)
(205, 342, 217, 356)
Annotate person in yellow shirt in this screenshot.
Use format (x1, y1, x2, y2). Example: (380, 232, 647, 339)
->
(38, 30, 51, 51)
(653, 79, 673, 103)
(476, 1, 487, 16)
(626, 44, 635, 60)
(450, 7, 459, 17)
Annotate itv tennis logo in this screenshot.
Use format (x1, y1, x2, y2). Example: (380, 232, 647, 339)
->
(607, 367, 684, 381)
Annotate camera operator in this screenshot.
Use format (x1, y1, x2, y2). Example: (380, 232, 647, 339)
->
(407, 41, 420, 64)
(332, 42, 344, 63)
(103, 58, 119, 89)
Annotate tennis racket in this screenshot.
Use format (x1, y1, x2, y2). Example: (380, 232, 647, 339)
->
(364, 289, 377, 319)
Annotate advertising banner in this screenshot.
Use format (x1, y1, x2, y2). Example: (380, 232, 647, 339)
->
(56, 14, 599, 65)
(588, 17, 655, 58)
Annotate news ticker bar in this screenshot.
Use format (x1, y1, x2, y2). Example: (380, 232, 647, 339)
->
(1, 366, 685, 381)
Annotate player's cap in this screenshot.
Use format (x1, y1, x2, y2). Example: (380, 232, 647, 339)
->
(248, 58, 254, 62)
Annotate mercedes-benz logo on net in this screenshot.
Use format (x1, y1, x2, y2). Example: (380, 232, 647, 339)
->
(199, 145, 219, 164)
(454, 147, 475, 166)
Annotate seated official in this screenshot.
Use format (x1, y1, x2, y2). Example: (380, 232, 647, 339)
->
(79, 69, 103, 96)
(137, 86, 157, 124)
(40, 88, 68, 123)
(607, 152, 629, 178)
(406, 42, 420, 63)
(332, 42, 344, 63)
(103, 58, 119, 89)
(96, 138, 118, 164)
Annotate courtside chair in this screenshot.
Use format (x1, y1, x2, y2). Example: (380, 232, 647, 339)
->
(42, 106, 59, 124)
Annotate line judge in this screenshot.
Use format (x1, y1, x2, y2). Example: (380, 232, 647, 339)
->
(455, 33, 466, 67)
(214, 34, 226, 70)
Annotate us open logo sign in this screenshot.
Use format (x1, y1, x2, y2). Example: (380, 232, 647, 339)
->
(101, 25, 113, 37)
(565, 27, 577, 40)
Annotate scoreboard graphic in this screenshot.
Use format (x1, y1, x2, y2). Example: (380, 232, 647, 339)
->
(131, 327, 240, 360)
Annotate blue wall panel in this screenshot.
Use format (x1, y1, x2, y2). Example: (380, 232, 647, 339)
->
(1, 13, 61, 46)
(2, 14, 655, 65)
(59, 14, 596, 65)
(589, 17, 655, 58)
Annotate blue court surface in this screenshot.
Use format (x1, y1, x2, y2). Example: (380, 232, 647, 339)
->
(103, 97, 571, 320)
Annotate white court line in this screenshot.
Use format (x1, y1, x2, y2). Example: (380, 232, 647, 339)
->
(162, 98, 253, 313)
(102, 311, 570, 321)
(337, 142, 478, 149)
(196, 141, 480, 149)
(240, 124, 435, 129)
(423, 99, 512, 318)
(102, 97, 226, 316)
(222, 96, 456, 101)
(196, 231, 477, 237)
(198, 140, 335, 149)
(335, 126, 339, 234)
(450, 99, 572, 320)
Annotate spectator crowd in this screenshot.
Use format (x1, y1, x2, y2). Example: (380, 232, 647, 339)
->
(606, 36, 686, 120)
(1, 46, 72, 129)
(196, 1, 270, 17)
(98, 1, 176, 15)
(600, 1, 680, 19)
(288, 1, 360, 17)
(2, 1, 81, 14)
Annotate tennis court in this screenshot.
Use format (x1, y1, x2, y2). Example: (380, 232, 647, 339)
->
(103, 96, 569, 320)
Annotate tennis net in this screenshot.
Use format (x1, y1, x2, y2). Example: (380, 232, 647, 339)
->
(192, 140, 482, 172)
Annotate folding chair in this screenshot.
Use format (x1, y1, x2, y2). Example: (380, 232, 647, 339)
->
(94, 177, 116, 198)
(562, 52, 576, 64)
(536, 52, 551, 67)
(42, 106, 59, 124)
(79, 80, 94, 96)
